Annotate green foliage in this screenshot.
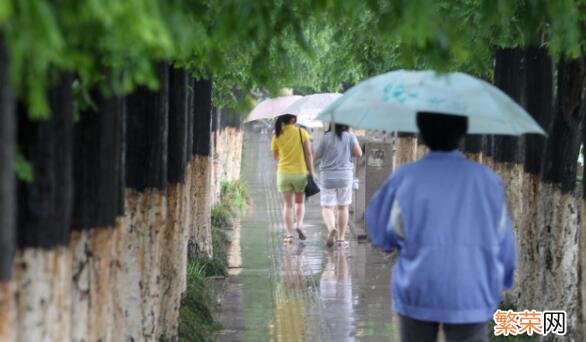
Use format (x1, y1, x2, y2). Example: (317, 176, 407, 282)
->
(211, 179, 251, 227)
(4, 0, 586, 119)
(177, 260, 221, 341)
(5, 0, 66, 119)
(211, 203, 233, 228)
(207, 228, 229, 277)
(178, 227, 230, 339)
(220, 178, 251, 214)
(191, 228, 229, 277)
(14, 149, 33, 182)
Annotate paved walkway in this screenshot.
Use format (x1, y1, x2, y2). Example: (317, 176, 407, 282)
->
(217, 130, 399, 341)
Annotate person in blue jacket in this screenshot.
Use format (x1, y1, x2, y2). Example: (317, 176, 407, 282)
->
(366, 112, 516, 342)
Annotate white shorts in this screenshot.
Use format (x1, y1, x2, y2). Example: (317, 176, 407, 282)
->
(320, 186, 352, 206)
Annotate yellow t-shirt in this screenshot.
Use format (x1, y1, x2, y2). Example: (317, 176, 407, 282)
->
(271, 124, 310, 174)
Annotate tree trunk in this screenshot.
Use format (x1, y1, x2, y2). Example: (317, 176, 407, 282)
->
(482, 135, 495, 168)
(159, 66, 191, 339)
(517, 46, 554, 311)
(211, 105, 244, 203)
(0, 34, 15, 342)
(189, 77, 213, 259)
(541, 55, 585, 339)
(463, 135, 483, 162)
(123, 62, 169, 340)
(394, 132, 417, 169)
(415, 136, 427, 160)
(70, 87, 125, 341)
(13, 73, 74, 341)
(580, 90, 586, 339)
(492, 48, 527, 307)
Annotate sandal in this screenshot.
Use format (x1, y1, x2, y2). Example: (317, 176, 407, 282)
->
(283, 235, 293, 244)
(326, 229, 337, 248)
(336, 240, 349, 248)
(296, 228, 307, 241)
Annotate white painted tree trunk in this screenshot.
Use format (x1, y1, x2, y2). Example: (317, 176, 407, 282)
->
(540, 183, 580, 340)
(394, 136, 418, 169)
(12, 248, 72, 341)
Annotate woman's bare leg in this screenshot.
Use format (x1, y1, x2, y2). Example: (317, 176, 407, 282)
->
(337, 205, 349, 241)
(281, 192, 294, 238)
(321, 206, 336, 232)
(294, 192, 306, 239)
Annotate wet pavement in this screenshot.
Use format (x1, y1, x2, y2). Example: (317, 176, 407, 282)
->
(217, 130, 400, 341)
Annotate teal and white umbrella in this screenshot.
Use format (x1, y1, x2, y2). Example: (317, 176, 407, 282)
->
(317, 70, 546, 135)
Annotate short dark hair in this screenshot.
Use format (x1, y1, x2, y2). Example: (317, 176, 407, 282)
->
(416, 112, 468, 151)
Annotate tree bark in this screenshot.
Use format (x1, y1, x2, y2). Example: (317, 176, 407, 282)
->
(482, 135, 495, 168)
(493, 48, 525, 165)
(126, 64, 169, 192)
(68, 85, 126, 341)
(167, 67, 189, 184)
(72, 91, 125, 230)
(159, 66, 191, 339)
(541, 55, 585, 339)
(189, 78, 213, 259)
(123, 62, 170, 340)
(14, 72, 74, 341)
(0, 34, 14, 280)
(516, 46, 554, 311)
(0, 34, 15, 342)
(17, 73, 74, 247)
(464, 135, 483, 162)
(492, 48, 527, 308)
(580, 86, 586, 339)
(211, 105, 244, 203)
(394, 132, 417, 169)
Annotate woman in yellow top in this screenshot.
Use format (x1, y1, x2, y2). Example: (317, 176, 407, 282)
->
(271, 114, 315, 244)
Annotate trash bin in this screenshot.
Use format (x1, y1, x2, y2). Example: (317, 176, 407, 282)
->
(353, 137, 394, 239)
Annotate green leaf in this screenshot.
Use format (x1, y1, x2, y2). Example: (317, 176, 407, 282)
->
(14, 149, 34, 182)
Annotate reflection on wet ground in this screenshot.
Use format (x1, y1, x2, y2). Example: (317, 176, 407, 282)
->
(217, 131, 400, 341)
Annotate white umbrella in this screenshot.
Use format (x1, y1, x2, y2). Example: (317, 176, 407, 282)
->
(280, 93, 342, 119)
(316, 70, 545, 135)
(279, 93, 342, 128)
(296, 116, 324, 128)
(245, 95, 302, 122)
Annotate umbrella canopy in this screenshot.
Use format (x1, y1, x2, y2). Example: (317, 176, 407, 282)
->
(296, 116, 324, 128)
(245, 95, 302, 122)
(316, 70, 546, 135)
(279, 92, 341, 129)
(280, 93, 342, 119)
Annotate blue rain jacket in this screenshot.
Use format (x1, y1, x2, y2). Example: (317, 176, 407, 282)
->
(366, 150, 516, 324)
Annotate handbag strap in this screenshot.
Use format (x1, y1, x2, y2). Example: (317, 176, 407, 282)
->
(299, 128, 310, 174)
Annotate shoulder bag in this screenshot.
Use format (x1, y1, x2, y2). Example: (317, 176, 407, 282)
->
(299, 128, 320, 197)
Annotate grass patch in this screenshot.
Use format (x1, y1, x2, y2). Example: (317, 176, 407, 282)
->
(211, 178, 251, 228)
(211, 203, 233, 228)
(178, 261, 221, 341)
(178, 230, 229, 341)
(178, 179, 250, 340)
(192, 228, 229, 277)
(220, 178, 251, 214)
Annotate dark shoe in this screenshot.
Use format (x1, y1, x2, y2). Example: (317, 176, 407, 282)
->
(326, 229, 337, 247)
